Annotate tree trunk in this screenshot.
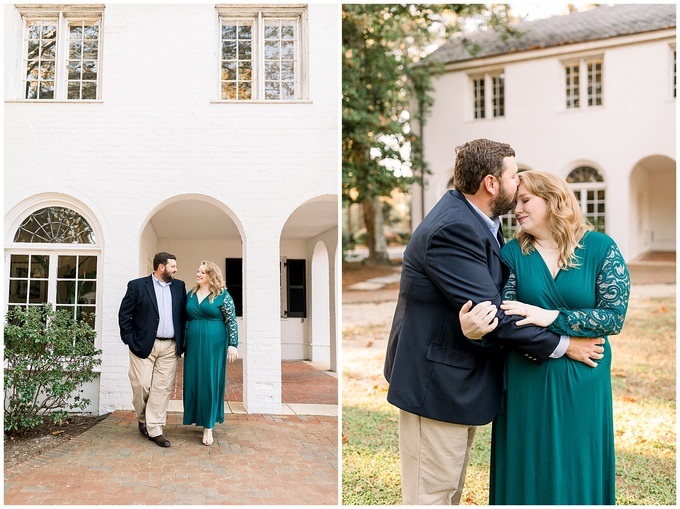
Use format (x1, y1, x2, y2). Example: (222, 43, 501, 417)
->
(362, 196, 391, 265)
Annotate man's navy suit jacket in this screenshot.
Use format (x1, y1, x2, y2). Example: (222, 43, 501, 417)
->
(118, 275, 187, 359)
(384, 190, 560, 425)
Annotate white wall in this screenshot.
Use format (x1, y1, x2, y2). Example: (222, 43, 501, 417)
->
(4, 4, 339, 415)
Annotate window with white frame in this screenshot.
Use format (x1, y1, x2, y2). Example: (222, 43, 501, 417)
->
(564, 56, 603, 110)
(566, 166, 606, 233)
(471, 70, 505, 119)
(7, 207, 99, 330)
(217, 5, 307, 101)
(18, 5, 103, 100)
(672, 45, 676, 99)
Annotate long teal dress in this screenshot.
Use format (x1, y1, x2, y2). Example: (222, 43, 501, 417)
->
(490, 231, 630, 505)
(183, 289, 238, 428)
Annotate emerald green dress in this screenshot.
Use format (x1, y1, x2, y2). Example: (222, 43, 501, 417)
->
(183, 289, 238, 428)
(490, 231, 630, 505)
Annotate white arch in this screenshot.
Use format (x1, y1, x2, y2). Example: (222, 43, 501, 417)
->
(5, 193, 104, 248)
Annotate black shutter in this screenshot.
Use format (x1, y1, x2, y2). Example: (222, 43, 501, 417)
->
(286, 259, 306, 318)
(224, 258, 243, 317)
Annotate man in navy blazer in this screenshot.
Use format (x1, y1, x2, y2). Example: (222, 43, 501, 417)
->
(384, 139, 603, 504)
(119, 252, 187, 447)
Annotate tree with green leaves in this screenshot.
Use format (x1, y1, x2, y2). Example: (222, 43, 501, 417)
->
(342, 4, 512, 264)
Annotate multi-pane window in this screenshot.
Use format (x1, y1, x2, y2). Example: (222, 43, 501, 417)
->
(587, 60, 603, 106)
(567, 166, 606, 233)
(492, 73, 505, 117)
(565, 63, 580, 108)
(673, 46, 676, 98)
(218, 6, 306, 101)
(8, 207, 99, 329)
(471, 71, 505, 119)
(564, 57, 603, 109)
(20, 7, 103, 100)
(473, 77, 485, 119)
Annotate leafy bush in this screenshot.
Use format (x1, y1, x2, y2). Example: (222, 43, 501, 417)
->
(4, 304, 102, 434)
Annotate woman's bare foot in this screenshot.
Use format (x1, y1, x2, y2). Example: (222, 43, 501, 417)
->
(202, 427, 213, 446)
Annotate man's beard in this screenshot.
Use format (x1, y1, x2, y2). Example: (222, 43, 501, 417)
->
(161, 268, 175, 283)
(490, 185, 516, 217)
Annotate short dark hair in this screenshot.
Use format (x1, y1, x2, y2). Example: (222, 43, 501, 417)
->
(153, 252, 176, 270)
(452, 139, 516, 194)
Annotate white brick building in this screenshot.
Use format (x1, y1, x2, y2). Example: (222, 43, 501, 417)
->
(412, 4, 676, 260)
(4, 3, 339, 415)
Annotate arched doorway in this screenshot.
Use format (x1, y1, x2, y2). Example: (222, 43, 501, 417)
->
(629, 155, 676, 260)
(279, 195, 338, 370)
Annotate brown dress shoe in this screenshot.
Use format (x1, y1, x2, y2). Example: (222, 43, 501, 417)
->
(148, 434, 171, 447)
(138, 422, 149, 438)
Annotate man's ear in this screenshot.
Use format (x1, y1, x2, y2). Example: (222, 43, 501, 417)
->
(482, 174, 496, 195)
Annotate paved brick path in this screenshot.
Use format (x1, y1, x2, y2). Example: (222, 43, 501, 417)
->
(4, 410, 337, 505)
(4, 361, 339, 505)
(171, 360, 338, 405)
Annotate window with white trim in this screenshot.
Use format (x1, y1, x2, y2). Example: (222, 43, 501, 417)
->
(217, 5, 307, 101)
(18, 5, 103, 100)
(672, 44, 676, 99)
(471, 70, 505, 119)
(7, 206, 100, 330)
(567, 166, 606, 233)
(564, 56, 603, 109)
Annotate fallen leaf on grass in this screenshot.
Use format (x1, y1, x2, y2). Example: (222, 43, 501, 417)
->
(365, 340, 374, 347)
(652, 306, 668, 314)
(342, 434, 348, 444)
(621, 395, 637, 403)
(354, 486, 363, 492)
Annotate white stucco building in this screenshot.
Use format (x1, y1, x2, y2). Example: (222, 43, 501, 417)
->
(4, 3, 339, 415)
(412, 4, 676, 260)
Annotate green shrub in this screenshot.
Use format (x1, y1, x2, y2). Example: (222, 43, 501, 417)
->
(4, 303, 102, 435)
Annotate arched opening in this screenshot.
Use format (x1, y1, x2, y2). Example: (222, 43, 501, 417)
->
(629, 155, 676, 260)
(139, 195, 245, 409)
(279, 195, 337, 367)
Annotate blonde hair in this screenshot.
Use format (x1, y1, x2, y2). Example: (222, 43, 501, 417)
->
(516, 170, 593, 269)
(191, 260, 226, 303)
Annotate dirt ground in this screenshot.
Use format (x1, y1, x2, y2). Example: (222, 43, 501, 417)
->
(4, 415, 102, 469)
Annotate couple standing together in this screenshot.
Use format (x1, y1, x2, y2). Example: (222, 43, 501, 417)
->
(384, 139, 631, 505)
(118, 253, 239, 447)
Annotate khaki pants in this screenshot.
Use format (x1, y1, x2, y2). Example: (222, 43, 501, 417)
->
(128, 339, 178, 438)
(399, 410, 477, 505)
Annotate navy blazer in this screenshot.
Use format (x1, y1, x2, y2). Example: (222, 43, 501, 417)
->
(118, 275, 187, 359)
(384, 190, 560, 425)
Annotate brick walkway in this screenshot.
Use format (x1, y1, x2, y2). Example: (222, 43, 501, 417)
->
(4, 361, 339, 505)
(4, 411, 337, 505)
(171, 360, 338, 405)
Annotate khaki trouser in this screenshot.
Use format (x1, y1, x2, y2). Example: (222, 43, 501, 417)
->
(128, 339, 178, 438)
(399, 409, 477, 505)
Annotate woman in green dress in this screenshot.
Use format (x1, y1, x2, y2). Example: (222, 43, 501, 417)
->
(183, 260, 238, 446)
(463, 170, 630, 504)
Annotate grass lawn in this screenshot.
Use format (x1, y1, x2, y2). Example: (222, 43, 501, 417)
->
(342, 290, 676, 505)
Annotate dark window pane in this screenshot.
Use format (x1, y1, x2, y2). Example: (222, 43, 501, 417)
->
(30, 255, 49, 278)
(57, 280, 76, 304)
(79, 256, 97, 278)
(29, 280, 48, 303)
(58, 255, 77, 278)
(10, 255, 29, 278)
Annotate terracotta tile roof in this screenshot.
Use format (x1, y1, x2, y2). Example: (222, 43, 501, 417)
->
(427, 4, 676, 65)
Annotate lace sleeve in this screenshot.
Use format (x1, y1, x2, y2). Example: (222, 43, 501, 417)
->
(220, 292, 239, 348)
(548, 243, 630, 338)
(502, 273, 518, 302)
